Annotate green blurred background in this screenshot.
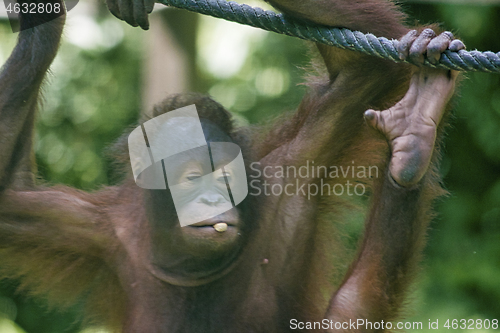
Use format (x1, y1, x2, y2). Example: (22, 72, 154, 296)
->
(0, 0, 499, 332)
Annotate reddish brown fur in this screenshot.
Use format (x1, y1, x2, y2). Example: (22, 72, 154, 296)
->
(0, 0, 452, 332)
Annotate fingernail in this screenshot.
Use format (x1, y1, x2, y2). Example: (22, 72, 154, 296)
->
(364, 110, 375, 121)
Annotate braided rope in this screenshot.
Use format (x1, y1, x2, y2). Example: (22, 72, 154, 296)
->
(158, 0, 500, 73)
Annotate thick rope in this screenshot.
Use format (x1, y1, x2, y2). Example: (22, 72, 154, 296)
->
(158, 0, 500, 73)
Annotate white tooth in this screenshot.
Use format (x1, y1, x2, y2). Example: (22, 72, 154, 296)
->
(213, 223, 228, 233)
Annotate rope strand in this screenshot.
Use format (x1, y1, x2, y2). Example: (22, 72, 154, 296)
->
(158, 0, 500, 73)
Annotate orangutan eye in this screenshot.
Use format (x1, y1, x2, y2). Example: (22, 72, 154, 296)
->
(184, 173, 202, 182)
(216, 172, 231, 183)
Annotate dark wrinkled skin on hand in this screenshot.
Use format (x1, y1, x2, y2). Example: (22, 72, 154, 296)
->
(106, 0, 155, 30)
(398, 28, 466, 65)
(366, 29, 465, 187)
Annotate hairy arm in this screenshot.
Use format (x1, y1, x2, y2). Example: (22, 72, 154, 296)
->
(0, 2, 122, 319)
(267, 0, 407, 38)
(0, 2, 64, 190)
(254, 0, 412, 164)
(261, 0, 461, 329)
(0, 188, 115, 296)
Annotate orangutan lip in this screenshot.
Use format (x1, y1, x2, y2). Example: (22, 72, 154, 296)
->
(189, 220, 235, 227)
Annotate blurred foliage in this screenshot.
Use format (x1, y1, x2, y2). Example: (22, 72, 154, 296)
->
(194, 14, 308, 125)
(35, 16, 143, 190)
(0, 1, 499, 332)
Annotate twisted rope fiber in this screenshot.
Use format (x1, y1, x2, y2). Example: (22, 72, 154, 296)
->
(158, 0, 500, 73)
